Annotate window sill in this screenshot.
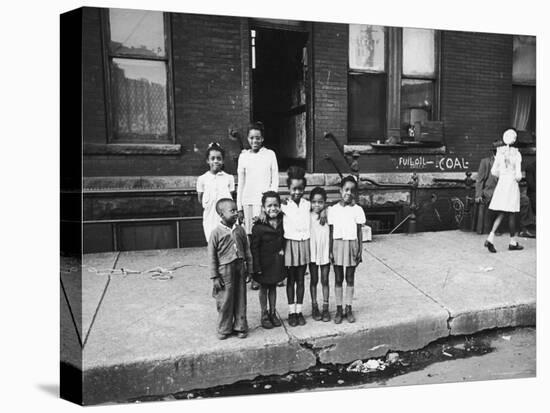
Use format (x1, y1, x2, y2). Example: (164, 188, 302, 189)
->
(344, 144, 446, 155)
(84, 143, 182, 156)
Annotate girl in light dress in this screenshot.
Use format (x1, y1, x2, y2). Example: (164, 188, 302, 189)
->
(485, 128, 524, 253)
(196, 143, 235, 242)
(308, 187, 331, 322)
(236, 122, 279, 290)
(281, 166, 310, 327)
(328, 175, 366, 324)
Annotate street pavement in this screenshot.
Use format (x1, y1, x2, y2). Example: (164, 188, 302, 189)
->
(60, 230, 536, 405)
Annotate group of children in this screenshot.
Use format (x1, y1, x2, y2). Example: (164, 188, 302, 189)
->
(200, 123, 365, 340)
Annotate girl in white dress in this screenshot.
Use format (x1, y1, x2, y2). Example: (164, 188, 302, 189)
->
(485, 128, 524, 253)
(196, 143, 235, 242)
(309, 187, 331, 322)
(328, 176, 366, 324)
(236, 122, 279, 235)
(237, 122, 279, 290)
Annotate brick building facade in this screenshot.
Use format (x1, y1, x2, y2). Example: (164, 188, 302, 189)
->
(70, 7, 536, 252)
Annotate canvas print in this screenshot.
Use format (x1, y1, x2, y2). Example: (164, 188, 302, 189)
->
(60, 6, 536, 406)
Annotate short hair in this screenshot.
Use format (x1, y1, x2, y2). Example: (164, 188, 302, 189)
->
(205, 142, 225, 160)
(261, 190, 281, 206)
(286, 165, 307, 188)
(247, 121, 264, 136)
(215, 198, 235, 215)
(340, 175, 358, 190)
(310, 186, 327, 201)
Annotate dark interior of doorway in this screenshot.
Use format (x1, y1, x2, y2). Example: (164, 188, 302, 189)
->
(252, 28, 308, 171)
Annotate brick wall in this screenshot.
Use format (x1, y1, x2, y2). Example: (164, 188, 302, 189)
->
(82, 8, 249, 177)
(82, 8, 107, 144)
(440, 31, 514, 170)
(312, 22, 349, 173)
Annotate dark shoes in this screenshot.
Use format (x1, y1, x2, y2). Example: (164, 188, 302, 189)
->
(236, 331, 248, 339)
(261, 310, 273, 329)
(277, 280, 285, 287)
(312, 304, 322, 321)
(297, 312, 306, 326)
(484, 240, 497, 253)
(288, 313, 298, 327)
(321, 304, 331, 322)
(334, 306, 344, 324)
(508, 243, 524, 251)
(344, 305, 355, 323)
(269, 310, 282, 327)
(251, 280, 260, 290)
(217, 333, 229, 340)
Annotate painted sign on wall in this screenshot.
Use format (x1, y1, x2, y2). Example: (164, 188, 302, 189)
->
(393, 155, 470, 171)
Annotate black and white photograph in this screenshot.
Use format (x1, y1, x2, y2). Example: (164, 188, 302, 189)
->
(4, 0, 548, 412)
(56, 2, 543, 406)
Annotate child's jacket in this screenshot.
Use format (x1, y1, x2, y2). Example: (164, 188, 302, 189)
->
(250, 220, 286, 285)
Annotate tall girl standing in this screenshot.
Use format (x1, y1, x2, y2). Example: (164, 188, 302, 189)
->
(196, 143, 235, 242)
(328, 175, 366, 324)
(237, 122, 279, 289)
(281, 166, 310, 327)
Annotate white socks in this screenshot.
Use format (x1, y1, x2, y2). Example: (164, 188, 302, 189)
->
(509, 236, 518, 246)
(487, 232, 495, 243)
(289, 303, 303, 314)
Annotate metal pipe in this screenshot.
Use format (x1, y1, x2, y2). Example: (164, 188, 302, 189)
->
(84, 216, 201, 225)
(324, 155, 344, 179)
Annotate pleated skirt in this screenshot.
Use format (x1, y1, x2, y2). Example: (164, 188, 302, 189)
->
(333, 239, 360, 267)
(284, 239, 310, 267)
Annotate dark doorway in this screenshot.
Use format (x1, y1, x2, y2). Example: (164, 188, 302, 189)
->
(251, 27, 309, 170)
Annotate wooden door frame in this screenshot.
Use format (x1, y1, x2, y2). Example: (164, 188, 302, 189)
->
(247, 18, 314, 172)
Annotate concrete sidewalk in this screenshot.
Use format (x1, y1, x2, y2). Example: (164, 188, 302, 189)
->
(61, 230, 536, 405)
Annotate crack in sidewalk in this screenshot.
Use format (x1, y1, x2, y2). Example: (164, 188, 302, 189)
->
(278, 311, 339, 363)
(365, 249, 454, 334)
(82, 251, 120, 349)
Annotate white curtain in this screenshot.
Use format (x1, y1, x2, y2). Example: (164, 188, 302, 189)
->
(511, 88, 533, 131)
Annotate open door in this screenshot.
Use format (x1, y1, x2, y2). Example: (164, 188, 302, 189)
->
(251, 27, 309, 170)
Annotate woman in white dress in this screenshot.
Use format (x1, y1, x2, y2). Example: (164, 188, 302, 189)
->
(484, 128, 524, 253)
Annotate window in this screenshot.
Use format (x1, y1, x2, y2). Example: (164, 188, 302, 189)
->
(348, 25, 387, 141)
(512, 35, 536, 142)
(103, 9, 174, 143)
(401, 28, 436, 135)
(348, 25, 439, 143)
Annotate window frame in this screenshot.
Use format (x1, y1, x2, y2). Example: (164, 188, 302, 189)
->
(100, 9, 176, 145)
(346, 25, 441, 146)
(347, 25, 389, 142)
(400, 28, 440, 136)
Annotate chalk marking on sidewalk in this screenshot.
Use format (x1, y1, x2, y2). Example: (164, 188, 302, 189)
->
(60, 277, 83, 348)
(82, 251, 120, 349)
